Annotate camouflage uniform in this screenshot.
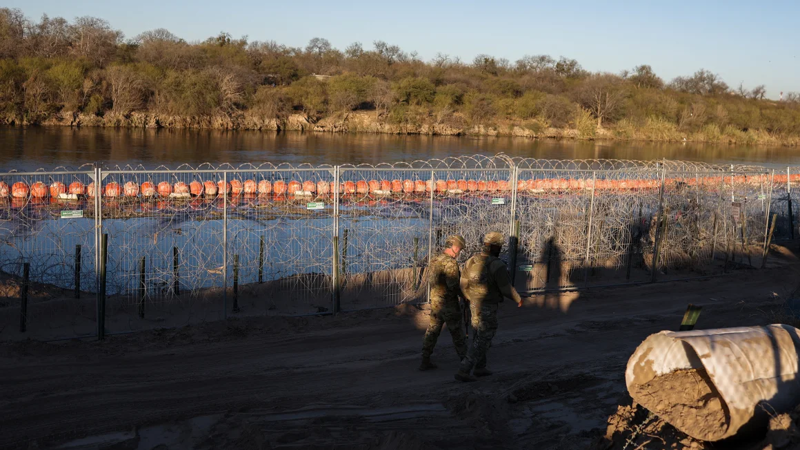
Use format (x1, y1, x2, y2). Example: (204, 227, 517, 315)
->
(421, 252, 468, 361)
(458, 232, 522, 377)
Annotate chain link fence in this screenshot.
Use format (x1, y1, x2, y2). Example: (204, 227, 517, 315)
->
(0, 155, 790, 340)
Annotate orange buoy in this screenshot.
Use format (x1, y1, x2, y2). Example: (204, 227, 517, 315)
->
(30, 182, 47, 198)
(317, 180, 330, 195)
(273, 180, 287, 195)
(158, 181, 172, 197)
(174, 181, 189, 195)
(517, 180, 528, 192)
(203, 181, 218, 196)
(402, 179, 414, 193)
(243, 180, 257, 195)
(381, 180, 392, 192)
(288, 180, 302, 195)
(68, 181, 85, 195)
(436, 180, 448, 192)
(498, 180, 510, 191)
(49, 182, 66, 198)
(302, 180, 316, 193)
(467, 180, 478, 192)
(476, 180, 486, 191)
(217, 180, 231, 195)
(103, 182, 120, 198)
(356, 180, 369, 194)
(86, 182, 95, 197)
(189, 180, 204, 196)
(487, 181, 499, 192)
(446, 180, 458, 191)
(12, 182, 29, 198)
(230, 179, 243, 196)
(124, 181, 139, 197)
(0, 181, 8, 197)
(415, 180, 426, 193)
(257, 180, 272, 195)
(343, 181, 356, 194)
(368, 180, 381, 193)
(139, 182, 155, 197)
(392, 180, 404, 193)
(457, 179, 468, 191)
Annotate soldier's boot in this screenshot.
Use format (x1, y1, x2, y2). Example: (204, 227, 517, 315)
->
(473, 367, 493, 377)
(419, 356, 438, 371)
(454, 370, 477, 382)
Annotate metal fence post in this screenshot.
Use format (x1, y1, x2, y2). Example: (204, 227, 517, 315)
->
(98, 233, 107, 340)
(509, 165, 518, 237)
(332, 166, 340, 314)
(94, 166, 103, 339)
(583, 171, 596, 285)
(763, 170, 774, 256)
(426, 170, 435, 303)
(222, 170, 228, 320)
(651, 168, 667, 282)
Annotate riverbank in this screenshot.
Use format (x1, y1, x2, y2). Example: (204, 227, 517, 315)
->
(9, 110, 799, 147)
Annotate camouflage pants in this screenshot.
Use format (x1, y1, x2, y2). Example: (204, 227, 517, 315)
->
(459, 302, 499, 373)
(422, 300, 467, 359)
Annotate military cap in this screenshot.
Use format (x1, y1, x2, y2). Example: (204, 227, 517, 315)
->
(483, 232, 504, 246)
(445, 234, 466, 249)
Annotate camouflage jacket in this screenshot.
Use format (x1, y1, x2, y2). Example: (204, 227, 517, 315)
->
(428, 252, 463, 305)
(460, 252, 522, 306)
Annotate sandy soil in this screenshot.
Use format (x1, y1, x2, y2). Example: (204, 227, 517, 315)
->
(1, 246, 799, 450)
(628, 368, 728, 442)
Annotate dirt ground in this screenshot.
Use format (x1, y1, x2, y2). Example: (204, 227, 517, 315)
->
(1, 246, 799, 450)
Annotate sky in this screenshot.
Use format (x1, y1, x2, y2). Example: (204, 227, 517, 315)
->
(10, 0, 800, 99)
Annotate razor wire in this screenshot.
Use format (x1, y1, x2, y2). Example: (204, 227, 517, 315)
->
(0, 155, 788, 340)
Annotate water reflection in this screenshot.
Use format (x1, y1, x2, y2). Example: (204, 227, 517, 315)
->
(1, 127, 797, 170)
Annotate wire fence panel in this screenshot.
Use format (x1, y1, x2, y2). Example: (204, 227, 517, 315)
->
(0, 155, 795, 341)
(337, 167, 432, 311)
(0, 169, 97, 340)
(100, 167, 227, 334)
(226, 167, 335, 316)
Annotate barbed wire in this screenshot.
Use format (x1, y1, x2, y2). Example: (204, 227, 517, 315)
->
(0, 155, 789, 340)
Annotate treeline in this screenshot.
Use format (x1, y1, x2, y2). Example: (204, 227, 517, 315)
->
(2, 8, 800, 144)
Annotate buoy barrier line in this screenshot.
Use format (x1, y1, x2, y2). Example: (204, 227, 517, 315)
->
(1, 175, 789, 200)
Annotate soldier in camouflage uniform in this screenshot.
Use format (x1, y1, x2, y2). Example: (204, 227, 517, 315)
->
(455, 231, 523, 382)
(420, 235, 468, 371)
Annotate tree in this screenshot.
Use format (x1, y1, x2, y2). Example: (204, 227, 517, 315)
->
(373, 41, 406, 65)
(670, 69, 728, 96)
(28, 14, 72, 58)
(750, 85, 766, 100)
(575, 74, 627, 127)
(106, 64, 146, 114)
(554, 57, 583, 78)
(70, 16, 121, 67)
(474, 54, 500, 75)
(393, 77, 435, 105)
(305, 37, 331, 56)
(628, 65, 663, 89)
(515, 55, 555, 73)
(344, 42, 363, 59)
(0, 8, 27, 58)
(328, 74, 376, 111)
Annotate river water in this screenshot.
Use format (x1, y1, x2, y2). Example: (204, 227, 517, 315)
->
(1, 127, 798, 170)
